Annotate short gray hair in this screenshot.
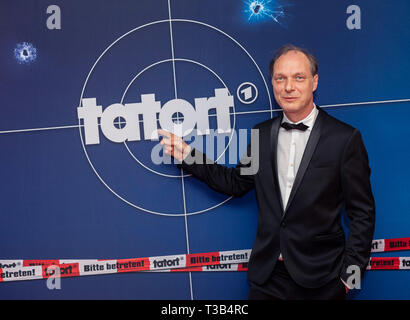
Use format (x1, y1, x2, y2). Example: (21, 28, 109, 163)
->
(269, 44, 318, 77)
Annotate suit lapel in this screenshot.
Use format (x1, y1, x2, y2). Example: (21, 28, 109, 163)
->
(283, 108, 325, 214)
(270, 113, 285, 213)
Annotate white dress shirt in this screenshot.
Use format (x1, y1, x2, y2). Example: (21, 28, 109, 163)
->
(277, 105, 319, 210)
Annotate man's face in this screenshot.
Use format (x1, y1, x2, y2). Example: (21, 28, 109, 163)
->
(272, 50, 318, 119)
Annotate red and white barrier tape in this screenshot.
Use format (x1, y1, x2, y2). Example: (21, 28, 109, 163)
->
(0, 249, 250, 282)
(371, 237, 410, 253)
(366, 257, 410, 270)
(1, 237, 410, 282)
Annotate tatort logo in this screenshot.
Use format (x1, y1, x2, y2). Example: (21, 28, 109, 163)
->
(152, 257, 181, 269)
(77, 88, 234, 145)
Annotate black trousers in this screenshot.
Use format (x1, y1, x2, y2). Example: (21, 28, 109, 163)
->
(248, 261, 347, 300)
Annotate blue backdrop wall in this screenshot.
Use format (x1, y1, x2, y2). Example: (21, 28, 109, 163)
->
(1, 0, 410, 299)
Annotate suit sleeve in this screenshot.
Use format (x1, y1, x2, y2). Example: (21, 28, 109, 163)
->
(179, 136, 256, 197)
(340, 129, 376, 283)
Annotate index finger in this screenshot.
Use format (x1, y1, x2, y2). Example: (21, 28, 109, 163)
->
(157, 129, 172, 138)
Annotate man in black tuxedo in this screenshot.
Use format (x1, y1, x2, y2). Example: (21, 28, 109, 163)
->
(158, 44, 375, 300)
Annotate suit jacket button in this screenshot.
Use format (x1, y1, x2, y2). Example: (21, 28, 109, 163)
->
(281, 221, 286, 228)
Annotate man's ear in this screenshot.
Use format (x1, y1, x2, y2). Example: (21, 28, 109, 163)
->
(313, 74, 319, 92)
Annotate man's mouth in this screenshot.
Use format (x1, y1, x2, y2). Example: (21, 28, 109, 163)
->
(283, 97, 298, 101)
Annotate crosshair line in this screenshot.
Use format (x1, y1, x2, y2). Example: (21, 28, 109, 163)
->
(168, 0, 178, 99)
(1, 97, 409, 135)
(0, 124, 83, 134)
(167, 0, 194, 301)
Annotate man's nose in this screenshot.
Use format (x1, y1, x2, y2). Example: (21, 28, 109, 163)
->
(285, 79, 295, 92)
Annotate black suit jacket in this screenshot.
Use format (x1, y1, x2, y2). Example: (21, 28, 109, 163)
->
(180, 107, 375, 288)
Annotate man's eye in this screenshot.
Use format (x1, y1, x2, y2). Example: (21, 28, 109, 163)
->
(275, 77, 284, 81)
(296, 76, 305, 81)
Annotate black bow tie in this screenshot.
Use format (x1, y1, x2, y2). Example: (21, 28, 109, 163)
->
(280, 122, 309, 131)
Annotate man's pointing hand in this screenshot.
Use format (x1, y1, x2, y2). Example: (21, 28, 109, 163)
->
(158, 129, 192, 162)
